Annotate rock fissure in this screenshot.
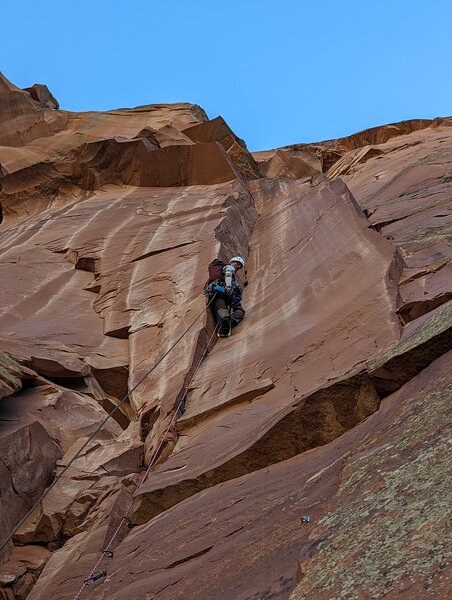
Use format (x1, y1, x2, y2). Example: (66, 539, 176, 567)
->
(139, 179, 257, 467)
(0, 458, 21, 500)
(163, 545, 214, 570)
(131, 240, 198, 263)
(130, 337, 448, 526)
(1, 75, 451, 599)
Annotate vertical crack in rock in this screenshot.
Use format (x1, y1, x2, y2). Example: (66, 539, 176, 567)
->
(141, 185, 258, 465)
(1, 74, 451, 599)
(50, 356, 450, 600)
(128, 175, 401, 523)
(130, 173, 450, 527)
(131, 334, 448, 526)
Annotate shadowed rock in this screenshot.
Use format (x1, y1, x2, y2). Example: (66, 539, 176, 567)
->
(255, 148, 321, 179)
(130, 176, 402, 523)
(0, 73, 68, 147)
(183, 115, 261, 180)
(23, 84, 59, 109)
(0, 72, 451, 600)
(28, 352, 450, 600)
(0, 353, 36, 399)
(0, 422, 62, 552)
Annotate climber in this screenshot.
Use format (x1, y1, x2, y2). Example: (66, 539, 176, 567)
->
(205, 256, 246, 337)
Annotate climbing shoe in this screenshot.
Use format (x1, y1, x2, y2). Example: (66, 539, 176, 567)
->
(217, 316, 232, 338)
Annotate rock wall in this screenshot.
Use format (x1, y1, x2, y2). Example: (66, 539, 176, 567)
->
(0, 72, 450, 599)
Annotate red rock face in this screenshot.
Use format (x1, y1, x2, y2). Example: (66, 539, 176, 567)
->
(0, 73, 450, 600)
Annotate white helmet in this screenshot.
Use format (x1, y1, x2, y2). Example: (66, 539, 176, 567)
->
(229, 256, 245, 268)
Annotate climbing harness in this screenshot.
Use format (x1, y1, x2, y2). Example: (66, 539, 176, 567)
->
(0, 294, 217, 554)
(73, 321, 219, 599)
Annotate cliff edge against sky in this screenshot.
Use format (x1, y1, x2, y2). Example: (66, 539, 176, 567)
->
(0, 72, 450, 600)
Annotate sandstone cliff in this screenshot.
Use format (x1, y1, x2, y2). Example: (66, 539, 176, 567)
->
(0, 71, 450, 600)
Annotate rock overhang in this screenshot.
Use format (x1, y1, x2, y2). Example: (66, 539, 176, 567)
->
(0, 71, 451, 599)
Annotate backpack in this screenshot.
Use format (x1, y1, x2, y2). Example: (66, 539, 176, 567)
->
(207, 258, 225, 283)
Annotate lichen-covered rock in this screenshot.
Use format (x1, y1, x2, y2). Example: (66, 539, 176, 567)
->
(27, 352, 449, 600)
(0, 71, 450, 599)
(290, 351, 451, 600)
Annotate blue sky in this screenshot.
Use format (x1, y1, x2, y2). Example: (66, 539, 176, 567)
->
(2, 0, 451, 151)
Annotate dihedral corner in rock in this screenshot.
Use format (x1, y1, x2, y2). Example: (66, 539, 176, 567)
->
(0, 69, 450, 600)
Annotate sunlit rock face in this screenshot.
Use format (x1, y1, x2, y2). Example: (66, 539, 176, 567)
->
(0, 71, 450, 599)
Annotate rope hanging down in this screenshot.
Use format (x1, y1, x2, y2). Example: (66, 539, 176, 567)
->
(74, 322, 219, 599)
(0, 294, 217, 553)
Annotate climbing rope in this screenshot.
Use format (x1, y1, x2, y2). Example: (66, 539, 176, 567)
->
(0, 294, 217, 553)
(74, 321, 219, 599)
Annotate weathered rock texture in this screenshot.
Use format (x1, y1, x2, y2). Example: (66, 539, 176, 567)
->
(0, 70, 450, 599)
